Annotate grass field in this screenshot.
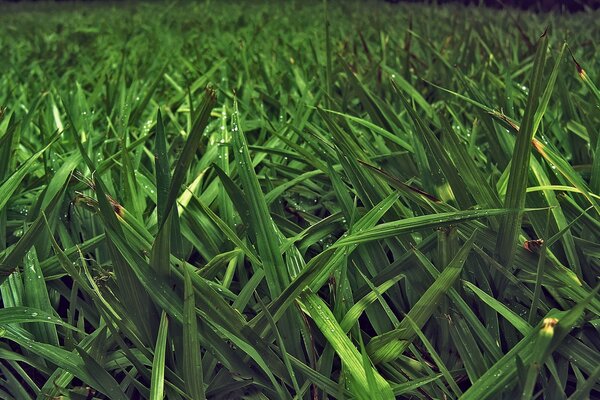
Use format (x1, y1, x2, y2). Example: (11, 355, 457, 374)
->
(0, 1, 599, 399)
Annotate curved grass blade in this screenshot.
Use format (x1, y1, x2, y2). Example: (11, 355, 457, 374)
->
(367, 231, 476, 363)
(298, 291, 395, 400)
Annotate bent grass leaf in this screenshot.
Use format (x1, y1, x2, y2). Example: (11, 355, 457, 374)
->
(367, 231, 476, 363)
(298, 291, 395, 400)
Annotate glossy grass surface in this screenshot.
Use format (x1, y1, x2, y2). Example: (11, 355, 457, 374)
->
(0, 1, 599, 399)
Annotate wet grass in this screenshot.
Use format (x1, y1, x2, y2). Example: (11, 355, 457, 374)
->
(0, 1, 599, 399)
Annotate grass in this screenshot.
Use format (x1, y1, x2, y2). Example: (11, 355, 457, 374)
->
(0, 1, 599, 399)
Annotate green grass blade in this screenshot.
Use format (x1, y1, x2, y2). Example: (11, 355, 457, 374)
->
(367, 231, 476, 363)
(149, 311, 169, 400)
(182, 266, 205, 400)
(231, 97, 287, 296)
(496, 30, 549, 268)
(298, 290, 395, 400)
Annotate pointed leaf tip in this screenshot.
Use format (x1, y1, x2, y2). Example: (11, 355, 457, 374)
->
(568, 46, 585, 76)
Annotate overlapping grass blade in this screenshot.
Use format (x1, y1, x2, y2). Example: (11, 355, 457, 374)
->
(496, 30, 549, 268)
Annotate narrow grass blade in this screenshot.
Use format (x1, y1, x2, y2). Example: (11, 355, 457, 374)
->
(149, 312, 169, 400)
(182, 266, 205, 400)
(367, 231, 476, 363)
(461, 287, 598, 400)
(231, 97, 287, 296)
(22, 248, 59, 346)
(496, 30, 549, 268)
(298, 291, 395, 400)
(162, 87, 216, 229)
(0, 136, 57, 212)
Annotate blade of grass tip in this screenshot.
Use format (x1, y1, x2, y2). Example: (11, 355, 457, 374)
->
(569, 53, 600, 195)
(359, 333, 379, 400)
(357, 160, 441, 203)
(0, 362, 33, 400)
(567, 364, 600, 400)
(192, 193, 261, 266)
(287, 354, 352, 399)
(383, 66, 435, 117)
(93, 174, 159, 344)
(211, 163, 251, 229)
(520, 317, 560, 400)
(155, 109, 170, 223)
(496, 29, 549, 269)
(531, 137, 600, 215)
(22, 247, 59, 346)
(162, 87, 216, 230)
(319, 108, 413, 152)
(401, 313, 463, 397)
(463, 281, 530, 335)
(182, 266, 205, 400)
(255, 295, 300, 395)
(259, 191, 399, 327)
(129, 63, 167, 126)
(391, 375, 445, 397)
(151, 109, 174, 278)
(0, 133, 59, 212)
(332, 208, 509, 248)
(461, 286, 598, 400)
(367, 231, 476, 364)
(149, 312, 169, 400)
(75, 344, 129, 400)
(298, 290, 395, 400)
(391, 79, 471, 207)
(532, 43, 565, 135)
(0, 306, 75, 330)
(339, 274, 405, 333)
(0, 182, 67, 284)
(216, 103, 235, 227)
(569, 47, 600, 106)
(0, 327, 121, 400)
(231, 96, 287, 296)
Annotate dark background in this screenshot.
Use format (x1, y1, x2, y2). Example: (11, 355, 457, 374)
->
(1, 0, 599, 12)
(386, 0, 600, 12)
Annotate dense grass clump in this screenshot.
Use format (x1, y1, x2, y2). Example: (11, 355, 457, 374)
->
(0, 1, 599, 399)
